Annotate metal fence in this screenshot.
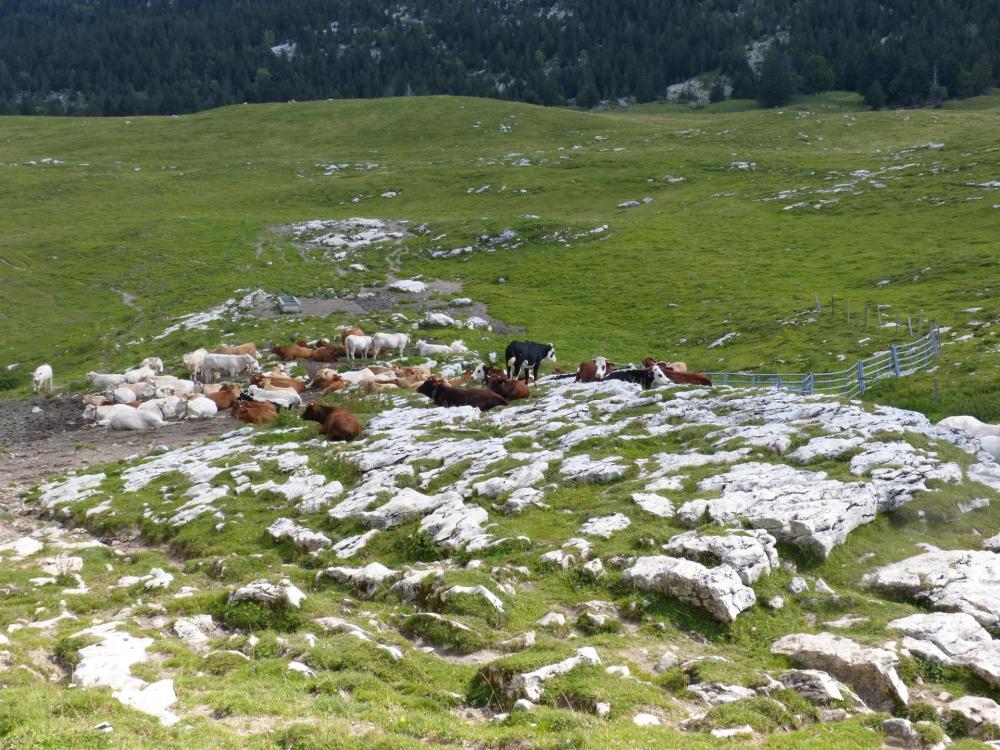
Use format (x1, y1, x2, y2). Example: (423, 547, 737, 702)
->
(706, 328, 939, 399)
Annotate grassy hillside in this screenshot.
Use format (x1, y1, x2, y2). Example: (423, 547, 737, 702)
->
(1, 93, 998, 418)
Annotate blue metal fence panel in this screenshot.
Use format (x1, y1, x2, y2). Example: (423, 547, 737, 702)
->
(705, 329, 939, 398)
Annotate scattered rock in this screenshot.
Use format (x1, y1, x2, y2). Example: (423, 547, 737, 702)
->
(620, 556, 756, 622)
(771, 632, 907, 711)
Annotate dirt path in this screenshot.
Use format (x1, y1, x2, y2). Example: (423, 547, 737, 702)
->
(0, 394, 237, 511)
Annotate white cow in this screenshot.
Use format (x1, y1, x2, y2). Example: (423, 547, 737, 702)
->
(980, 436, 1000, 462)
(199, 353, 258, 383)
(594, 356, 610, 379)
(184, 395, 218, 419)
(108, 386, 139, 404)
(337, 368, 376, 385)
(183, 348, 208, 379)
(88, 372, 127, 389)
(109, 381, 156, 401)
(449, 339, 470, 353)
(138, 395, 188, 420)
(345, 334, 374, 360)
(937, 415, 1000, 439)
(108, 408, 164, 431)
(649, 365, 671, 388)
(246, 384, 301, 409)
(32, 364, 53, 393)
(124, 365, 157, 384)
(372, 332, 409, 358)
(416, 339, 453, 357)
(139, 357, 164, 373)
(83, 403, 135, 425)
(150, 375, 197, 396)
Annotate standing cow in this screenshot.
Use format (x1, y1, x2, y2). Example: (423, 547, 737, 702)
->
(504, 340, 556, 383)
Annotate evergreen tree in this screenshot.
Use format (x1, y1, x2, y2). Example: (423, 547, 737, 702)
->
(865, 80, 886, 110)
(801, 53, 835, 93)
(971, 56, 994, 95)
(757, 45, 793, 107)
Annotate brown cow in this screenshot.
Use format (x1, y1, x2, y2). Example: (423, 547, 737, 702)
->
(417, 378, 508, 412)
(643, 359, 711, 386)
(643, 358, 687, 373)
(301, 402, 363, 441)
(232, 400, 278, 423)
(662, 369, 712, 386)
(449, 370, 475, 387)
(309, 368, 342, 390)
(250, 373, 306, 393)
(395, 366, 432, 381)
(211, 342, 258, 358)
(486, 372, 530, 401)
(575, 357, 616, 383)
(272, 344, 313, 361)
(340, 327, 365, 343)
(206, 383, 242, 409)
(362, 380, 399, 394)
(311, 343, 346, 362)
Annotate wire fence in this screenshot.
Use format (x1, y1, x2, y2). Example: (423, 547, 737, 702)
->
(706, 328, 940, 399)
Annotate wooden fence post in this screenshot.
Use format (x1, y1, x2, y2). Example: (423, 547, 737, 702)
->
(857, 361, 865, 394)
(890, 344, 901, 376)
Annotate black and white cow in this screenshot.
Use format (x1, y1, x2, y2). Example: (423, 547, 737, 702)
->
(604, 367, 670, 389)
(504, 340, 556, 382)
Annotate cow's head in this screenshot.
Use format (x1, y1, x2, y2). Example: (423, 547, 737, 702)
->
(545, 344, 556, 362)
(472, 363, 486, 383)
(650, 365, 671, 388)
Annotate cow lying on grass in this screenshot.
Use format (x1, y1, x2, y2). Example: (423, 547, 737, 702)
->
(301, 401, 362, 441)
(417, 377, 508, 412)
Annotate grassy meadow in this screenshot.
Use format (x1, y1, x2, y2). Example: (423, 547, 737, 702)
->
(0, 92, 998, 416)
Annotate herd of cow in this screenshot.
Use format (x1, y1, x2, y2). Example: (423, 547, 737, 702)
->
(33, 327, 711, 441)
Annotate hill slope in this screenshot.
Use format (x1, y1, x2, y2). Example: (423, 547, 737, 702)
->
(3, 375, 1000, 747)
(0, 95, 998, 417)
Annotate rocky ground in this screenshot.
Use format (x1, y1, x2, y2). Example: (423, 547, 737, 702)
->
(2, 378, 1000, 748)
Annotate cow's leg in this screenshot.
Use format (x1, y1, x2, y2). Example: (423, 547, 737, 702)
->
(532, 362, 541, 383)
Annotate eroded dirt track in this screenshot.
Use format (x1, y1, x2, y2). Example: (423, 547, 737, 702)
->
(0, 394, 236, 504)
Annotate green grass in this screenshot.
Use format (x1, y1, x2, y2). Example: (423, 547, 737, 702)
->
(0, 94, 997, 421)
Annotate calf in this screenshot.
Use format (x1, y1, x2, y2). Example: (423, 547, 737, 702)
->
(504, 340, 556, 382)
(32, 364, 53, 394)
(232, 399, 278, 424)
(301, 401, 363, 441)
(486, 372, 530, 401)
(417, 378, 508, 412)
